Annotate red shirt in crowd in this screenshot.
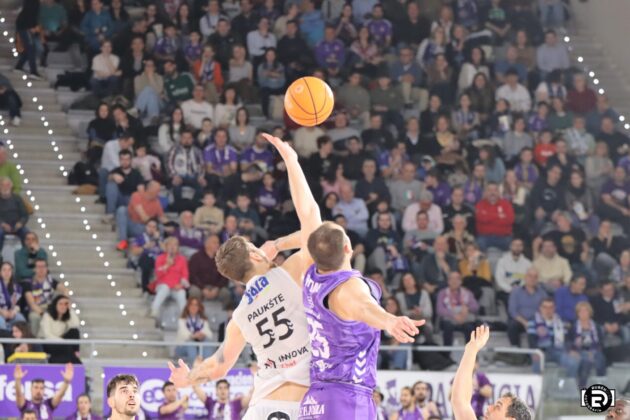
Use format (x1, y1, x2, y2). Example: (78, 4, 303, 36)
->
(154, 253, 189, 289)
(475, 198, 515, 236)
(534, 143, 556, 167)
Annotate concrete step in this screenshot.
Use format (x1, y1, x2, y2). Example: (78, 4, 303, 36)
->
(15, 148, 80, 161)
(31, 226, 118, 242)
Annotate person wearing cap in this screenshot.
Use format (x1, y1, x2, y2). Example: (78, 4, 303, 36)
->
(402, 189, 444, 234)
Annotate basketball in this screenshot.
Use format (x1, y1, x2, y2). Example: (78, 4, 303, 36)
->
(284, 77, 335, 127)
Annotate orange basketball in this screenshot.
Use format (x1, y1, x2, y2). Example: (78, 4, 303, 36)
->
(284, 77, 334, 127)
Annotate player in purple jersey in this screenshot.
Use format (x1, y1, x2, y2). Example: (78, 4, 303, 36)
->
(193, 379, 248, 420)
(412, 382, 440, 418)
(105, 374, 142, 420)
(14, 363, 74, 420)
(65, 394, 103, 420)
(158, 381, 188, 420)
(451, 326, 531, 420)
(391, 387, 423, 420)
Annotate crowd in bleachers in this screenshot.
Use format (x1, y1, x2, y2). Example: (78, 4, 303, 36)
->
(3, 0, 630, 397)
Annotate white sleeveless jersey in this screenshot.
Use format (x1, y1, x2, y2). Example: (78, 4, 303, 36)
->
(232, 266, 311, 405)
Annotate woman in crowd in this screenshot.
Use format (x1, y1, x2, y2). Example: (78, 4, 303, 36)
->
(445, 214, 475, 260)
(86, 103, 116, 165)
(457, 47, 489, 94)
(214, 86, 241, 128)
(465, 72, 495, 124)
(38, 295, 81, 364)
(568, 301, 606, 388)
(90, 40, 122, 98)
(458, 242, 492, 301)
(379, 296, 412, 369)
(451, 93, 480, 143)
(175, 297, 213, 366)
(416, 26, 446, 70)
(156, 107, 185, 156)
(350, 26, 383, 78)
(257, 47, 286, 119)
(150, 237, 189, 319)
(0, 262, 26, 331)
(229, 107, 256, 151)
(320, 192, 339, 221)
(565, 170, 598, 235)
(394, 273, 433, 336)
(2, 322, 43, 362)
(585, 141, 614, 195)
(478, 145, 505, 184)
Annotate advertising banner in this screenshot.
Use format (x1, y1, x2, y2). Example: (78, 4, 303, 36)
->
(0, 364, 86, 417)
(102, 366, 254, 419)
(377, 370, 543, 418)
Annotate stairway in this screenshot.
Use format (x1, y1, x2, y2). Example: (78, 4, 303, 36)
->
(0, 7, 168, 368)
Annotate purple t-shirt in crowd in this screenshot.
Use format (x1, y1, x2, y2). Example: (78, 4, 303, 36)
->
(314, 39, 345, 69)
(601, 179, 630, 207)
(204, 145, 238, 174)
(366, 18, 392, 46)
(303, 264, 382, 389)
(240, 146, 274, 172)
(471, 372, 491, 417)
(21, 398, 55, 420)
(65, 412, 103, 420)
(397, 406, 424, 420)
(158, 403, 185, 420)
(257, 186, 280, 210)
(205, 397, 242, 420)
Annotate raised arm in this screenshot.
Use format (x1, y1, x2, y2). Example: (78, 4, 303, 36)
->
(451, 325, 490, 420)
(169, 320, 246, 388)
(13, 364, 27, 409)
(51, 363, 73, 409)
(328, 277, 424, 343)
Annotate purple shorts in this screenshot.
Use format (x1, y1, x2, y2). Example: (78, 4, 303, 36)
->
(298, 382, 376, 420)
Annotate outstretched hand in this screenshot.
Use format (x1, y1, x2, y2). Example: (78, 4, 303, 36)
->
(168, 359, 191, 388)
(260, 240, 279, 261)
(262, 133, 297, 162)
(387, 316, 426, 344)
(466, 325, 490, 352)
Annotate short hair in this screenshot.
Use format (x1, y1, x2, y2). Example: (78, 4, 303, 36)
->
(575, 301, 593, 318)
(216, 379, 229, 388)
(107, 374, 139, 397)
(78, 393, 91, 402)
(216, 236, 253, 282)
(162, 381, 175, 391)
(540, 297, 554, 307)
(119, 149, 133, 159)
(307, 222, 346, 272)
(21, 409, 37, 419)
(317, 135, 331, 149)
(504, 393, 532, 420)
(31, 379, 45, 386)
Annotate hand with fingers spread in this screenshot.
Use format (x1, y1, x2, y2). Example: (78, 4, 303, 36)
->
(386, 316, 426, 344)
(168, 359, 192, 388)
(61, 363, 74, 383)
(262, 133, 298, 162)
(14, 364, 27, 381)
(466, 324, 490, 353)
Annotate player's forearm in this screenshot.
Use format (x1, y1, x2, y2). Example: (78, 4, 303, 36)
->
(284, 156, 321, 235)
(349, 299, 396, 331)
(188, 355, 227, 384)
(15, 380, 25, 407)
(274, 230, 302, 252)
(51, 381, 70, 407)
(451, 344, 478, 407)
(160, 400, 185, 414)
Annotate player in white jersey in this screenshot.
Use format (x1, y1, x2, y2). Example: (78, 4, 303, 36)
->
(169, 133, 323, 420)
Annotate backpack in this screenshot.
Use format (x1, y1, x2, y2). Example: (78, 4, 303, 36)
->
(68, 161, 98, 186)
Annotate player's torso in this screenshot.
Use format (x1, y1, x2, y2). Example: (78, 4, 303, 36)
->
(302, 265, 381, 389)
(233, 267, 311, 393)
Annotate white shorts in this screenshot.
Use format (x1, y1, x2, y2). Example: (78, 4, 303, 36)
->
(242, 399, 301, 420)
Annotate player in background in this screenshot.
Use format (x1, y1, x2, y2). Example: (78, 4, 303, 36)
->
(390, 386, 423, 420)
(450, 325, 531, 420)
(158, 381, 188, 419)
(413, 381, 440, 418)
(14, 363, 74, 419)
(607, 399, 630, 419)
(168, 133, 322, 420)
(192, 378, 250, 419)
(105, 374, 141, 420)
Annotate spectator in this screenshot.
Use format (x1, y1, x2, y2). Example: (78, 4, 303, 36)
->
(194, 191, 224, 234)
(227, 44, 254, 100)
(458, 47, 489, 94)
(459, 242, 493, 301)
(380, 297, 412, 370)
(396, 1, 430, 47)
(0, 262, 26, 331)
(536, 30, 570, 77)
(565, 115, 595, 164)
(182, 85, 214, 130)
(174, 211, 205, 258)
(214, 86, 241, 128)
(153, 23, 180, 67)
(527, 298, 578, 375)
(444, 214, 475, 260)
(129, 219, 163, 294)
(15, 0, 42, 79)
(328, 112, 360, 148)
(112, 106, 144, 147)
(117, 181, 169, 249)
(191, 45, 224, 104)
(599, 166, 630, 234)
(38, 295, 81, 364)
(316, 24, 346, 76)
(86, 103, 116, 165)
(495, 46, 527, 85)
(395, 273, 433, 340)
(534, 131, 557, 168)
(229, 192, 260, 226)
(277, 18, 313, 82)
(508, 267, 548, 347)
(611, 250, 630, 285)
(0, 73, 23, 126)
(554, 275, 589, 323)
(133, 144, 161, 183)
(417, 235, 458, 294)
(80, 0, 113, 54)
(416, 26, 446, 70)
(354, 158, 390, 213)
(390, 47, 423, 109)
(23, 259, 65, 336)
(567, 73, 597, 115)
(133, 58, 164, 123)
(98, 134, 135, 203)
(532, 239, 573, 291)
(246, 16, 276, 69)
(501, 115, 533, 163)
(442, 187, 475, 233)
(365, 4, 392, 50)
(413, 381, 441, 418)
(586, 94, 619, 135)
(495, 238, 532, 303)
(370, 73, 405, 133)
(199, 0, 227, 38)
(597, 116, 630, 164)
(65, 394, 102, 420)
(229, 107, 256, 151)
(591, 280, 630, 345)
(168, 130, 206, 204)
(188, 234, 229, 300)
(164, 59, 196, 106)
(14, 363, 73, 418)
(333, 183, 369, 237)
(90, 40, 121, 98)
(474, 183, 514, 251)
(0, 177, 29, 252)
(175, 297, 213, 365)
(534, 69, 567, 104)
(495, 69, 531, 113)
(14, 232, 47, 281)
(192, 379, 247, 418)
(104, 150, 143, 220)
(299, 0, 325, 47)
(150, 237, 189, 319)
(257, 47, 285, 118)
(478, 145, 506, 184)
(528, 163, 564, 227)
(542, 211, 591, 275)
(436, 271, 479, 346)
(402, 190, 444, 234)
(209, 19, 241, 70)
(204, 128, 239, 190)
(159, 381, 189, 418)
(568, 301, 606, 388)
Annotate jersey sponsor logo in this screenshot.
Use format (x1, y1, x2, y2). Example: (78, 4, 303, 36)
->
(278, 345, 309, 367)
(264, 358, 277, 369)
(245, 276, 270, 304)
(300, 395, 325, 418)
(304, 275, 322, 293)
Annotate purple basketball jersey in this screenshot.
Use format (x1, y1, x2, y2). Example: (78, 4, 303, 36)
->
(205, 397, 242, 420)
(397, 407, 424, 420)
(302, 265, 382, 389)
(22, 398, 54, 420)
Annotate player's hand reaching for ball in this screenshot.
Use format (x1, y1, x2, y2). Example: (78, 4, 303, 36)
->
(168, 359, 192, 388)
(466, 325, 490, 353)
(262, 133, 297, 162)
(387, 316, 425, 343)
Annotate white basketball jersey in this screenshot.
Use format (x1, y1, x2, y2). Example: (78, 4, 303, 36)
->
(232, 267, 311, 405)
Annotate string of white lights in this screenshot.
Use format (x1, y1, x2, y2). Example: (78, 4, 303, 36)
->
(0, 14, 148, 358)
(563, 34, 629, 130)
